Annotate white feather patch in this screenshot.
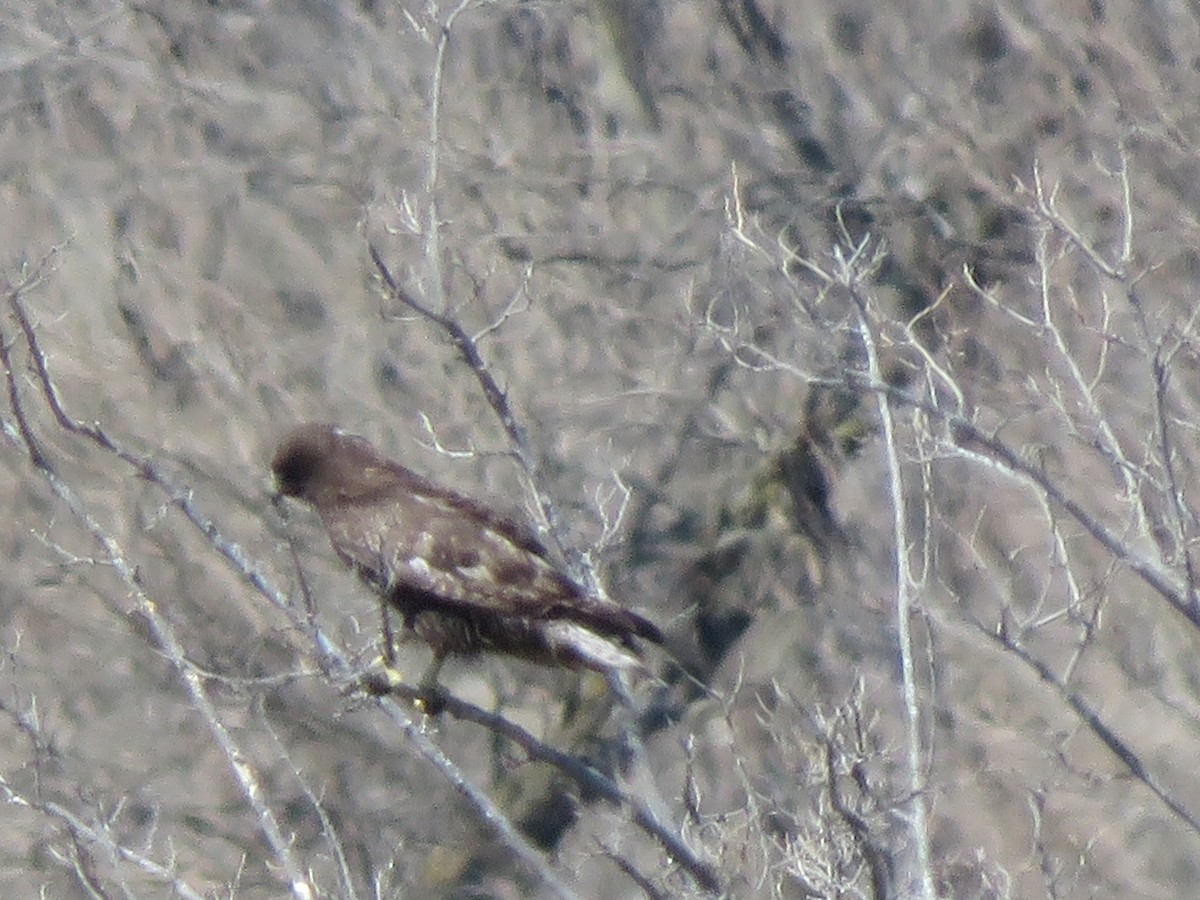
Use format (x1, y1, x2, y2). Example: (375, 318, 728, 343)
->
(454, 564, 492, 581)
(407, 556, 433, 578)
(544, 622, 642, 671)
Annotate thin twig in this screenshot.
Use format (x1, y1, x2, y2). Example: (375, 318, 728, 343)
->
(823, 731, 892, 900)
(0, 776, 207, 900)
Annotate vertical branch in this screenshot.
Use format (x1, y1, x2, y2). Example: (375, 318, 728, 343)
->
(421, 0, 479, 315)
(1152, 351, 1198, 613)
(842, 259, 935, 899)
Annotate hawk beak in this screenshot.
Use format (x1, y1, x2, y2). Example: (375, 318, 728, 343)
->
(267, 476, 288, 509)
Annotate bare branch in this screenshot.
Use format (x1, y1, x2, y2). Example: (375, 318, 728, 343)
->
(983, 622, 1200, 838)
(360, 673, 722, 894)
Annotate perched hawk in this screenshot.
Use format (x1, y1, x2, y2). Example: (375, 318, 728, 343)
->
(271, 423, 663, 698)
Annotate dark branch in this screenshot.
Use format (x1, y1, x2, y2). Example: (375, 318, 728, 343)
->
(361, 673, 721, 894)
(983, 623, 1200, 837)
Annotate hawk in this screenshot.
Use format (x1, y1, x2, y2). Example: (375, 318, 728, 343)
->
(271, 423, 663, 700)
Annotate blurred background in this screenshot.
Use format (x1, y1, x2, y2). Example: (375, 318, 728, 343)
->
(3, 1, 1200, 896)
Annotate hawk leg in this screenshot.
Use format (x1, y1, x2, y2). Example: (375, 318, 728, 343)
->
(416, 651, 448, 715)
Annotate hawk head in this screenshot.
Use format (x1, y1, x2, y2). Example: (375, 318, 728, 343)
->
(271, 423, 385, 506)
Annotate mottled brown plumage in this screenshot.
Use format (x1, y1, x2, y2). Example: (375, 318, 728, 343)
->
(271, 423, 662, 693)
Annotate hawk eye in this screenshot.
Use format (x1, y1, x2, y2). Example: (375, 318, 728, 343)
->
(273, 448, 318, 497)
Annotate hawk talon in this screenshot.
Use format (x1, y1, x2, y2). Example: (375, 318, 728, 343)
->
(355, 671, 393, 697)
(373, 657, 406, 685)
(414, 687, 448, 716)
(357, 658, 447, 714)
(355, 656, 405, 698)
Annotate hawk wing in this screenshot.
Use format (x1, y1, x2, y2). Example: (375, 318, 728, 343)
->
(318, 462, 661, 644)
